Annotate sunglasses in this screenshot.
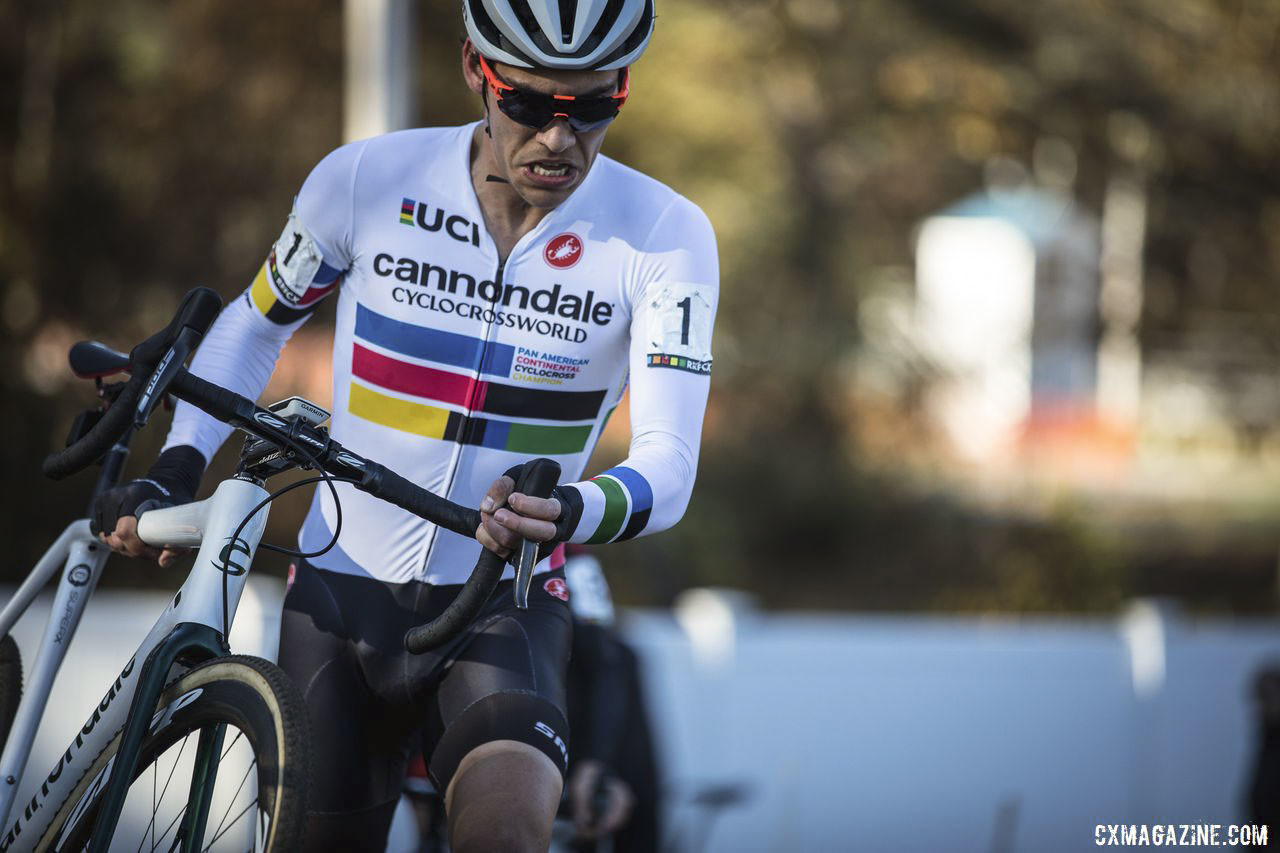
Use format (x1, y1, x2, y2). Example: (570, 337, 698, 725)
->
(477, 53, 629, 132)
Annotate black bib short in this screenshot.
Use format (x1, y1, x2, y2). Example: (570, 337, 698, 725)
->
(278, 559, 573, 851)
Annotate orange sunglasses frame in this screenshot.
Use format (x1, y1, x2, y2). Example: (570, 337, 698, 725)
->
(477, 53, 630, 126)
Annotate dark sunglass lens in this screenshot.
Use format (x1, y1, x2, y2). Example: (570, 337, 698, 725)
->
(496, 86, 620, 131)
(497, 94, 553, 129)
(568, 115, 617, 132)
(572, 98, 620, 121)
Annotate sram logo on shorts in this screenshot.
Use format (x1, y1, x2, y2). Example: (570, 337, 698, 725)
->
(544, 233, 583, 270)
(534, 721, 568, 767)
(543, 577, 569, 602)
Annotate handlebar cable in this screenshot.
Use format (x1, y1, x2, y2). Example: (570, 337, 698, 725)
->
(215, 432, 355, 642)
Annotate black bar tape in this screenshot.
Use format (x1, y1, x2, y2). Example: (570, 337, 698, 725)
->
(356, 461, 480, 539)
(404, 549, 506, 653)
(168, 370, 259, 426)
(404, 459, 563, 652)
(46, 288, 222, 480)
(43, 372, 145, 480)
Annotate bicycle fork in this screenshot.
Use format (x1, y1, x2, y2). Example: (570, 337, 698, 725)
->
(86, 621, 226, 853)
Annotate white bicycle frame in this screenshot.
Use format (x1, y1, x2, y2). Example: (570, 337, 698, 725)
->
(0, 476, 270, 852)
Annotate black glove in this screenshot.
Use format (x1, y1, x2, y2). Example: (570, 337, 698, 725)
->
(90, 445, 205, 536)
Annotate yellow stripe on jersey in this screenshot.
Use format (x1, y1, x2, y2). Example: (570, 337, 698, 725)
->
(348, 383, 452, 439)
(249, 262, 275, 317)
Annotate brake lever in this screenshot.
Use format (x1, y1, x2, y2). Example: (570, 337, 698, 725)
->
(509, 459, 561, 610)
(514, 539, 540, 610)
(134, 325, 201, 428)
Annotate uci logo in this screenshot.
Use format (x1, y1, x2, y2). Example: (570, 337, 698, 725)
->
(215, 538, 251, 576)
(400, 197, 481, 247)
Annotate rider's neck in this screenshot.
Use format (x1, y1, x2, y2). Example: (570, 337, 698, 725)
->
(469, 125, 558, 263)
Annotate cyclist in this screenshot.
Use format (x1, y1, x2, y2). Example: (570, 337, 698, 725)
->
(92, 1, 718, 851)
(563, 546, 660, 852)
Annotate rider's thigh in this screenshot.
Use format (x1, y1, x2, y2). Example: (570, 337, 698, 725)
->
(277, 562, 412, 814)
(423, 592, 573, 790)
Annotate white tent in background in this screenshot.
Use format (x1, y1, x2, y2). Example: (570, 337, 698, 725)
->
(915, 159, 1103, 464)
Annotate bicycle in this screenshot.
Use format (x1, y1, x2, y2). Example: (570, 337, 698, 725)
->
(0, 288, 561, 852)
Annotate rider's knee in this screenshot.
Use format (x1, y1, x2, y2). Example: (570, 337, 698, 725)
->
(452, 813, 550, 853)
(430, 691, 570, 790)
(446, 740, 563, 852)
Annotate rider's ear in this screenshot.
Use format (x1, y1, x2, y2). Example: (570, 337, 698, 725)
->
(461, 39, 485, 96)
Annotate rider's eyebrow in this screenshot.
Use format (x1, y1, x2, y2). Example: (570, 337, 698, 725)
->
(517, 78, 617, 98)
(580, 82, 616, 98)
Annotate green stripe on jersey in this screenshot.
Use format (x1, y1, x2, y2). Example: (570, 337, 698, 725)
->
(505, 422, 593, 455)
(587, 475, 628, 544)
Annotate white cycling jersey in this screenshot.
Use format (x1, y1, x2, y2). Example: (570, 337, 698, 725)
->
(163, 122, 718, 584)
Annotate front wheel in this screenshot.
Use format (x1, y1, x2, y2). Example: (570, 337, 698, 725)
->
(0, 634, 23, 744)
(40, 655, 310, 852)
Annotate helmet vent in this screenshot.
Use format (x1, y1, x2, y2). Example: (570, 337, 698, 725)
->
(558, 0, 577, 46)
(464, 0, 654, 69)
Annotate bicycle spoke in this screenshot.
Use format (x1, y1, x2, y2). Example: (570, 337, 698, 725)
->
(116, 728, 266, 853)
(137, 734, 192, 853)
(151, 802, 188, 853)
(206, 758, 254, 847)
(150, 755, 157, 852)
(218, 730, 245, 763)
(202, 798, 259, 851)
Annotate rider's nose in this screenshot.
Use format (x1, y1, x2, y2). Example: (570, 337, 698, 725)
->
(536, 119, 575, 154)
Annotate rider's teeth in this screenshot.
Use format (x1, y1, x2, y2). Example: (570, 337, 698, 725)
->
(532, 163, 569, 177)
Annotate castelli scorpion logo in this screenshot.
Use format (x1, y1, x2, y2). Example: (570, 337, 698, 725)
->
(544, 233, 583, 270)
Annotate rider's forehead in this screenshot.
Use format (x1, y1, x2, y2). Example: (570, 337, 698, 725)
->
(494, 61, 618, 98)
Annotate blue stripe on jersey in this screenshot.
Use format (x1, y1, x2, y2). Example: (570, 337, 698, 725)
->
(354, 304, 515, 375)
(479, 419, 510, 449)
(315, 260, 343, 284)
(601, 466, 653, 541)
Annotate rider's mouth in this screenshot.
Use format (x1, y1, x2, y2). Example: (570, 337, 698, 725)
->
(523, 161, 577, 186)
(531, 162, 571, 177)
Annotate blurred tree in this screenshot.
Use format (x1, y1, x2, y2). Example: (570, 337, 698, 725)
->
(3, 0, 1278, 611)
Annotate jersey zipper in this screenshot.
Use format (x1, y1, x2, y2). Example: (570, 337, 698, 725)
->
(462, 256, 505, 425)
(419, 255, 506, 580)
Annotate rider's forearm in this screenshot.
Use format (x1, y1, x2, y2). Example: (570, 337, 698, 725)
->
(144, 444, 207, 501)
(160, 292, 296, 463)
(562, 279, 715, 543)
(558, 194, 718, 545)
(562, 428, 701, 545)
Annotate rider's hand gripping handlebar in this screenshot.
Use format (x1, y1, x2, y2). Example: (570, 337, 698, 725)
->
(402, 458, 561, 654)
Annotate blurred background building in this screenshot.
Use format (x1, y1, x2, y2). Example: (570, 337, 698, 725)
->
(4, 0, 1280, 848)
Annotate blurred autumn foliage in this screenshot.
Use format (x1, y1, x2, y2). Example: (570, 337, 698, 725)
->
(2, 0, 1278, 612)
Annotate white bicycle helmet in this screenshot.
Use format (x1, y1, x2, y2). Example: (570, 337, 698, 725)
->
(463, 0, 655, 70)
